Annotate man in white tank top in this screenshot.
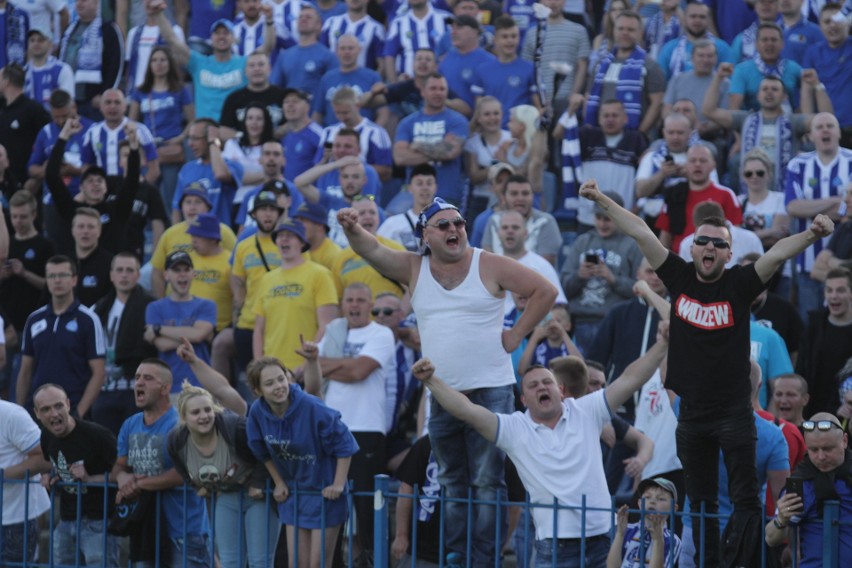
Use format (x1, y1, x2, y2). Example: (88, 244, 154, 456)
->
(338, 197, 558, 567)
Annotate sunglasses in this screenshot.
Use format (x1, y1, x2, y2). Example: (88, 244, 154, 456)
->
(426, 217, 466, 231)
(371, 307, 396, 316)
(693, 235, 730, 249)
(802, 420, 842, 432)
(743, 170, 766, 178)
(352, 194, 376, 202)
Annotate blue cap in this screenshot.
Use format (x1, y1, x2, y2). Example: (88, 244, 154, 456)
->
(414, 197, 460, 238)
(271, 218, 310, 252)
(179, 182, 213, 210)
(210, 19, 235, 35)
(186, 212, 221, 240)
(292, 201, 330, 231)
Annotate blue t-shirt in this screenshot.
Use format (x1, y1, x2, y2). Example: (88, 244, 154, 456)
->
(802, 38, 852, 127)
(470, 58, 538, 127)
(701, 0, 756, 44)
(117, 408, 210, 539)
(188, 0, 236, 39)
(270, 42, 339, 96)
(188, 51, 247, 121)
(312, 67, 382, 126)
(781, 19, 823, 65)
(439, 47, 497, 109)
(750, 321, 794, 408)
(792, 477, 852, 568)
(145, 297, 217, 392)
(729, 59, 802, 112)
(657, 37, 736, 81)
(395, 108, 470, 204)
(129, 87, 193, 141)
(283, 122, 324, 181)
(316, 1, 347, 22)
(172, 158, 245, 225)
(28, 118, 92, 203)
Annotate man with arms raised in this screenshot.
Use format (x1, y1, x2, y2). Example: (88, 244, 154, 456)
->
(337, 198, 557, 567)
(579, 178, 833, 567)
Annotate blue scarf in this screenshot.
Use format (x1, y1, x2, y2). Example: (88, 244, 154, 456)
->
(753, 53, 787, 78)
(585, 46, 646, 130)
(669, 32, 715, 77)
(556, 111, 582, 222)
(740, 111, 792, 189)
(2, 4, 28, 67)
(644, 12, 680, 59)
(739, 22, 758, 61)
(60, 17, 104, 86)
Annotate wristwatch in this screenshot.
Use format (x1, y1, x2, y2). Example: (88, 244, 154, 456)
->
(153, 324, 162, 337)
(208, 138, 222, 148)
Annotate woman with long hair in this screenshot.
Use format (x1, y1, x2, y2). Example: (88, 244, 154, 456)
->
(222, 103, 275, 193)
(128, 46, 193, 206)
(738, 148, 789, 249)
(464, 96, 511, 218)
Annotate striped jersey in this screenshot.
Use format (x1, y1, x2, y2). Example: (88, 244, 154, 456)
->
(384, 5, 452, 76)
(321, 13, 386, 70)
(315, 118, 393, 166)
(81, 117, 158, 176)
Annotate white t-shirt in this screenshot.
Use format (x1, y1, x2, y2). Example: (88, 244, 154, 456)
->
(322, 321, 396, 434)
(504, 251, 568, 313)
(0, 401, 51, 525)
(496, 390, 612, 539)
(634, 370, 682, 479)
(377, 210, 419, 252)
(126, 24, 187, 89)
(10, 0, 65, 41)
(463, 131, 512, 198)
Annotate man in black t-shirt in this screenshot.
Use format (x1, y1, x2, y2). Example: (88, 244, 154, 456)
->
(579, 179, 834, 568)
(33, 383, 119, 567)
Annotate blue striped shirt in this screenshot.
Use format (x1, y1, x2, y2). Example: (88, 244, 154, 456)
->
(383, 5, 452, 76)
(321, 13, 386, 70)
(81, 118, 158, 176)
(315, 119, 393, 167)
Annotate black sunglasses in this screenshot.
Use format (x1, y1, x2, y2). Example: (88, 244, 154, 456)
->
(802, 420, 842, 432)
(693, 235, 731, 249)
(743, 170, 766, 178)
(371, 307, 396, 316)
(426, 217, 466, 231)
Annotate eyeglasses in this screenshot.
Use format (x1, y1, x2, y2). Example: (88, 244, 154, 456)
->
(693, 235, 730, 249)
(743, 170, 766, 178)
(46, 273, 74, 280)
(371, 307, 397, 316)
(352, 194, 376, 202)
(802, 420, 843, 432)
(425, 217, 466, 231)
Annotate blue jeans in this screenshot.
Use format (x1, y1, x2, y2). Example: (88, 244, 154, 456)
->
(213, 490, 279, 568)
(676, 402, 761, 568)
(53, 518, 120, 566)
(429, 384, 514, 568)
(1, 518, 39, 564)
(533, 535, 610, 568)
(133, 534, 210, 568)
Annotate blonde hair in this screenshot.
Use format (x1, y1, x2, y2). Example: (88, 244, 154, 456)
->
(741, 148, 775, 186)
(510, 105, 539, 148)
(175, 380, 222, 423)
(470, 96, 502, 135)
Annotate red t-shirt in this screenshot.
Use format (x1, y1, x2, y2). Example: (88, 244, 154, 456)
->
(656, 183, 743, 251)
(756, 408, 806, 516)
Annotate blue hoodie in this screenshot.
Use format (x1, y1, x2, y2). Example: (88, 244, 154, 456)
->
(246, 384, 359, 528)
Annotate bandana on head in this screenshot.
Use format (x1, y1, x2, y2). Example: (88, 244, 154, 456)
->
(840, 377, 852, 401)
(414, 197, 460, 238)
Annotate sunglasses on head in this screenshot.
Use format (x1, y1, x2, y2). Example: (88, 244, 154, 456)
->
(426, 217, 466, 231)
(802, 420, 842, 432)
(743, 170, 766, 178)
(371, 307, 396, 316)
(693, 235, 730, 249)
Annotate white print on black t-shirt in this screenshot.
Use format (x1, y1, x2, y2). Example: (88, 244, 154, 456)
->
(674, 295, 734, 330)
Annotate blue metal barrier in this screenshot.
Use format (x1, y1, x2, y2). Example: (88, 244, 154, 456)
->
(0, 475, 848, 568)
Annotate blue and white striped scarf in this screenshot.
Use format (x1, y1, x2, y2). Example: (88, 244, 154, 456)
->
(557, 112, 582, 222)
(644, 12, 681, 59)
(741, 111, 792, 189)
(669, 32, 715, 78)
(585, 46, 646, 130)
(753, 53, 787, 78)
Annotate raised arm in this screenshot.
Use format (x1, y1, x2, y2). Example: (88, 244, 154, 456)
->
(157, 9, 189, 67)
(177, 337, 247, 415)
(754, 214, 834, 283)
(701, 64, 734, 130)
(411, 358, 498, 442)
(337, 207, 416, 286)
(604, 324, 669, 413)
(580, 179, 669, 269)
(293, 155, 361, 203)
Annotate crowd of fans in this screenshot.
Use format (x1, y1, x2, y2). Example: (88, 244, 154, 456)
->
(1, 0, 852, 566)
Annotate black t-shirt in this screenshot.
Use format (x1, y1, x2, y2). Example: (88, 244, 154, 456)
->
(219, 85, 287, 131)
(395, 435, 442, 563)
(124, 180, 169, 261)
(75, 247, 114, 308)
(752, 292, 804, 356)
(808, 321, 852, 415)
(41, 420, 117, 521)
(0, 234, 54, 332)
(827, 220, 852, 260)
(655, 252, 766, 418)
(0, 94, 50, 181)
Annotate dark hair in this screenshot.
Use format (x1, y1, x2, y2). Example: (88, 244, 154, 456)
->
(757, 22, 783, 39)
(49, 88, 73, 109)
(138, 357, 174, 386)
(246, 356, 294, 393)
(334, 127, 360, 147)
(411, 163, 437, 179)
(695, 212, 726, 228)
(9, 189, 36, 210)
(240, 102, 275, 147)
(614, 9, 643, 27)
(820, 2, 843, 16)
(493, 14, 517, 31)
(692, 204, 725, 226)
(110, 251, 140, 270)
(503, 174, 531, 192)
(826, 266, 852, 288)
(549, 356, 588, 399)
(1, 63, 25, 88)
(139, 46, 184, 93)
(47, 254, 77, 276)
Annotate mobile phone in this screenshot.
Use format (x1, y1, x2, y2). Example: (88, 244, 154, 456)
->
(664, 154, 674, 163)
(785, 477, 803, 497)
(324, 142, 333, 149)
(585, 253, 599, 264)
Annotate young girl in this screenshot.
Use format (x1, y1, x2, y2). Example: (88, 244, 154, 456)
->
(246, 353, 358, 568)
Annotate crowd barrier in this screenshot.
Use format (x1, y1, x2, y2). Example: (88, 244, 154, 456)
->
(0, 473, 845, 568)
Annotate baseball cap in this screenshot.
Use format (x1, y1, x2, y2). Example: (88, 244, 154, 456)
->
(261, 179, 291, 196)
(179, 183, 213, 210)
(487, 162, 515, 184)
(282, 88, 311, 102)
(271, 218, 311, 252)
(293, 201, 330, 230)
(594, 191, 624, 216)
(451, 15, 480, 30)
(27, 26, 52, 40)
(186, 213, 221, 240)
(250, 191, 285, 215)
(80, 166, 108, 184)
(636, 477, 678, 505)
(165, 250, 194, 270)
(210, 19, 235, 35)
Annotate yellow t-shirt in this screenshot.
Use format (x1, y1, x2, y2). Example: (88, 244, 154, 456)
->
(307, 237, 342, 272)
(188, 248, 233, 330)
(232, 233, 282, 330)
(253, 261, 338, 368)
(151, 221, 237, 271)
(333, 235, 406, 299)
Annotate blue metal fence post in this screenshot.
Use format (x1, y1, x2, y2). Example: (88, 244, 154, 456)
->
(822, 500, 839, 568)
(374, 474, 390, 568)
